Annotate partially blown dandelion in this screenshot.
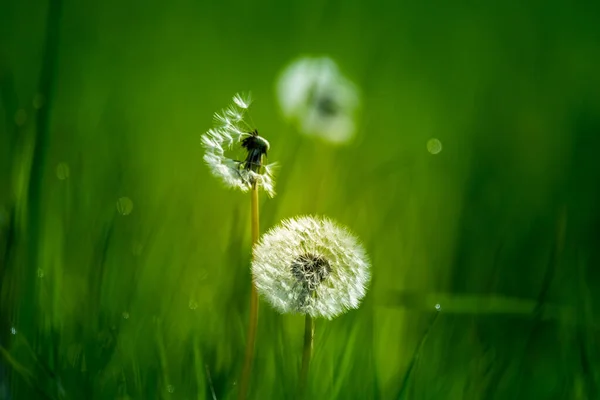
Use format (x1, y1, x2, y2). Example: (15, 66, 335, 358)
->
(202, 93, 276, 196)
(252, 215, 371, 320)
(202, 93, 277, 400)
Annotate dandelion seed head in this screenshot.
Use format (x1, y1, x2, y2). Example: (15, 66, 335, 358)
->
(276, 56, 360, 144)
(201, 92, 276, 197)
(252, 215, 371, 319)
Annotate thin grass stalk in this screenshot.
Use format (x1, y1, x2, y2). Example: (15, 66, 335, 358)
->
(397, 310, 440, 399)
(238, 182, 260, 400)
(299, 314, 314, 397)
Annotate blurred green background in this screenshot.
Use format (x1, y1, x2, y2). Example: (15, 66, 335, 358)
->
(1, 0, 600, 398)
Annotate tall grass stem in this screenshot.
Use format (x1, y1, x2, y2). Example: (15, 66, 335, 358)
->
(238, 183, 260, 400)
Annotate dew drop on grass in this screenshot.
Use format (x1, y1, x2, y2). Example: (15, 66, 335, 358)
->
(427, 138, 442, 155)
(117, 197, 133, 216)
(37, 268, 45, 278)
(122, 312, 130, 319)
(188, 300, 198, 310)
(166, 385, 175, 393)
(435, 303, 441, 311)
(10, 327, 16, 335)
(56, 163, 70, 180)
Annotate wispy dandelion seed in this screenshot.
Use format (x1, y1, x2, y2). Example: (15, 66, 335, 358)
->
(202, 92, 277, 197)
(252, 215, 371, 319)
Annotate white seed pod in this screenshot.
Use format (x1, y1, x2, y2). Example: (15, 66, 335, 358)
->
(201, 93, 277, 197)
(252, 215, 371, 319)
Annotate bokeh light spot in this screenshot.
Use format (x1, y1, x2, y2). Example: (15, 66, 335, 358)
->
(427, 138, 442, 154)
(116, 197, 133, 216)
(56, 163, 70, 180)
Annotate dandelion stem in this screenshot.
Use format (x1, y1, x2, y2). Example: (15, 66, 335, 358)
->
(238, 183, 260, 400)
(299, 314, 314, 396)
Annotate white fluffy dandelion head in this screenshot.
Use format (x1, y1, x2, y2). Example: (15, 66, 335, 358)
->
(201, 92, 277, 197)
(276, 56, 360, 145)
(252, 215, 371, 319)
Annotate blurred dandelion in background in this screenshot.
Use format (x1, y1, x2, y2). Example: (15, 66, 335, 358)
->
(252, 215, 371, 319)
(276, 56, 360, 145)
(201, 92, 277, 197)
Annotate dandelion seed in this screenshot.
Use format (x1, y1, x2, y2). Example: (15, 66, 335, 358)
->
(276, 56, 360, 144)
(233, 92, 252, 109)
(201, 92, 277, 197)
(252, 215, 371, 319)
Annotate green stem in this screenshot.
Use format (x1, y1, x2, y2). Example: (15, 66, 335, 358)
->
(299, 314, 314, 397)
(238, 184, 260, 400)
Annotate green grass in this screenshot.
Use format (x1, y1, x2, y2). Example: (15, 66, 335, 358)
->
(1, 0, 600, 398)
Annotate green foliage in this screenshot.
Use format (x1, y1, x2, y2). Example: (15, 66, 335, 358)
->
(1, 0, 600, 399)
